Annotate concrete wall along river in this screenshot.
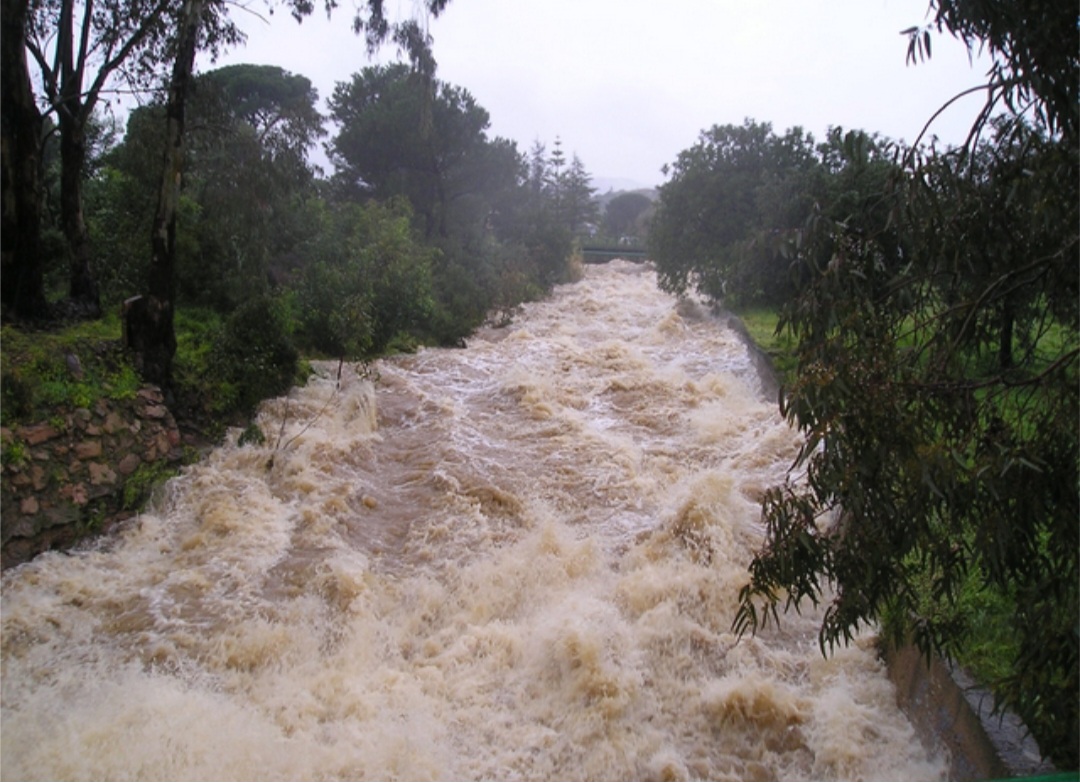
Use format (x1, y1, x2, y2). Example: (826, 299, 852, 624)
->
(1, 260, 949, 780)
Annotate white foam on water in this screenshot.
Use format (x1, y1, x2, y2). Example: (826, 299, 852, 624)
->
(1, 261, 947, 781)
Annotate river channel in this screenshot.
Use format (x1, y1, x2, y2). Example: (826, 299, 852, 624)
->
(1, 260, 947, 780)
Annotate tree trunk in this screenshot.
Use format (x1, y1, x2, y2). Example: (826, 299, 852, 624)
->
(53, 0, 101, 318)
(58, 110, 101, 316)
(1, 0, 50, 322)
(125, 0, 204, 386)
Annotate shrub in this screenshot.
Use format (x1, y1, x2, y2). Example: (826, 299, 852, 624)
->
(295, 199, 435, 358)
(211, 296, 299, 417)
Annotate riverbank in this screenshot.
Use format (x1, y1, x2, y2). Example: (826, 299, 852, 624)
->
(722, 306, 1058, 781)
(1, 318, 218, 569)
(0, 381, 193, 569)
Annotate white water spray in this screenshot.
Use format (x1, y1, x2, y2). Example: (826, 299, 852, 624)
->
(1, 261, 946, 781)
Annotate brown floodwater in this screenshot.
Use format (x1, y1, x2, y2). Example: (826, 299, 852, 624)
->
(1, 260, 947, 781)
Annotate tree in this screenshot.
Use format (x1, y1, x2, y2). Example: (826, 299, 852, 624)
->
(648, 119, 821, 306)
(904, 0, 1077, 145)
(181, 64, 325, 307)
(294, 198, 436, 357)
(124, 0, 206, 385)
(602, 191, 652, 240)
(526, 139, 547, 198)
(204, 63, 325, 160)
(547, 135, 565, 196)
(558, 153, 598, 235)
(89, 64, 324, 309)
(734, 1, 1079, 766)
(126, 0, 451, 387)
(326, 63, 582, 335)
(327, 62, 491, 239)
(24, 0, 189, 316)
(1, 0, 50, 320)
(1, 0, 247, 320)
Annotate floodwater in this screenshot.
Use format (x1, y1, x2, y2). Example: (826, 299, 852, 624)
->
(1, 261, 947, 781)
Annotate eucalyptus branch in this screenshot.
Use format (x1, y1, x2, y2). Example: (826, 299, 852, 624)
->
(905, 347, 1078, 394)
(906, 83, 992, 163)
(76, 0, 95, 91)
(85, 0, 174, 113)
(25, 39, 56, 102)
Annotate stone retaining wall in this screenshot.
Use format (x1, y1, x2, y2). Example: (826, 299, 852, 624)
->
(884, 642, 1055, 780)
(724, 310, 1055, 780)
(1, 386, 185, 569)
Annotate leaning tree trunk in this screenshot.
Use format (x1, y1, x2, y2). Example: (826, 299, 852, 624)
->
(1, 0, 50, 322)
(124, 0, 204, 386)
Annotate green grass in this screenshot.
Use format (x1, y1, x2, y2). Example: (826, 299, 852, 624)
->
(730, 305, 797, 383)
(1, 313, 139, 427)
(902, 550, 1020, 687)
(1, 305, 304, 439)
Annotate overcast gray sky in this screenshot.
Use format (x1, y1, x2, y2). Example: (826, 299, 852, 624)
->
(218, 0, 992, 189)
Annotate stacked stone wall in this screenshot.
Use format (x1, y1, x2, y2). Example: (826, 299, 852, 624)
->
(1, 386, 185, 569)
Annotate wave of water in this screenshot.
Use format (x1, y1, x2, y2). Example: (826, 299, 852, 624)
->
(1, 261, 946, 781)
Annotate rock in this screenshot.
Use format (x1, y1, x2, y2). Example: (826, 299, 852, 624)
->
(74, 440, 103, 460)
(102, 412, 128, 434)
(2, 379, 195, 570)
(5, 516, 35, 541)
(117, 454, 142, 476)
(65, 352, 84, 379)
(137, 387, 164, 404)
(42, 503, 81, 529)
(86, 482, 114, 501)
(88, 463, 117, 486)
(18, 424, 59, 446)
(58, 483, 89, 506)
(141, 404, 168, 420)
(73, 408, 92, 430)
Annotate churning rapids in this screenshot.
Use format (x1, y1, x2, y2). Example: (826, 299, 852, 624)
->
(1, 261, 947, 781)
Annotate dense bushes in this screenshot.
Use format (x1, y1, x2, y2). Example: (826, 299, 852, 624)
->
(293, 199, 436, 357)
(211, 296, 301, 417)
